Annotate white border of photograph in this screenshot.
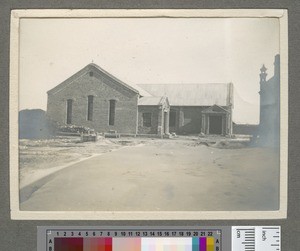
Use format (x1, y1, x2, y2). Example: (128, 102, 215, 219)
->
(10, 9, 288, 220)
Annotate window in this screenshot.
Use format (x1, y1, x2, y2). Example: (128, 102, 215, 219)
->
(109, 100, 116, 126)
(87, 95, 94, 121)
(169, 110, 176, 127)
(143, 113, 152, 127)
(66, 99, 73, 124)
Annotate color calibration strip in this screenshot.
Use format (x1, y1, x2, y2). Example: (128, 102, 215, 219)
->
(53, 237, 216, 251)
(46, 229, 221, 251)
(40, 226, 281, 250)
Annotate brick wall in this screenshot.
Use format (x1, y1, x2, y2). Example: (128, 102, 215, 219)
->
(137, 106, 160, 134)
(47, 70, 138, 134)
(233, 123, 258, 136)
(169, 106, 205, 134)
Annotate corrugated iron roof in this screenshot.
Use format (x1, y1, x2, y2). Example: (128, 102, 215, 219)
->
(130, 84, 153, 97)
(138, 96, 163, 106)
(202, 104, 229, 113)
(138, 83, 233, 106)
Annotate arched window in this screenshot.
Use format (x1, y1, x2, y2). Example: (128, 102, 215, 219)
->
(109, 100, 116, 126)
(66, 99, 73, 124)
(87, 95, 94, 121)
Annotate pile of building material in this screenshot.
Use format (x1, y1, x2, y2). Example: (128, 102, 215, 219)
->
(104, 130, 120, 138)
(57, 125, 98, 142)
(81, 133, 98, 142)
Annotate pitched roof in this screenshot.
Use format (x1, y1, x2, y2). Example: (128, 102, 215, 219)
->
(47, 63, 139, 95)
(202, 104, 230, 114)
(138, 83, 233, 106)
(131, 85, 152, 97)
(138, 96, 164, 106)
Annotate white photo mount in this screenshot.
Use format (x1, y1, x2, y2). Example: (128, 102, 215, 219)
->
(10, 9, 288, 220)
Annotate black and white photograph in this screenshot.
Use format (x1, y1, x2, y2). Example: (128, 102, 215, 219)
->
(10, 9, 288, 219)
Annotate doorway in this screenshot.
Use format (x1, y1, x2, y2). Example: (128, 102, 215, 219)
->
(209, 115, 223, 135)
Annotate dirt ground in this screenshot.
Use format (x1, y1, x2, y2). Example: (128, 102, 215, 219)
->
(19, 136, 280, 211)
(19, 137, 127, 188)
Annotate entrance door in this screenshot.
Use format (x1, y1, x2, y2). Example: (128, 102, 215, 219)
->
(209, 115, 222, 135)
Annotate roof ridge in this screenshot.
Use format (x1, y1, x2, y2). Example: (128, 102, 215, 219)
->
(138, 83, 233, 106)
(88, 63, 139, 93)
(48, 63, 139, 95)
(138, 83, 230, 85)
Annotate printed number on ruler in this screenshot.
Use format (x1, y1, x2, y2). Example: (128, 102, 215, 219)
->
(232, 226, 280, 251)
(46, 229, 222, 251)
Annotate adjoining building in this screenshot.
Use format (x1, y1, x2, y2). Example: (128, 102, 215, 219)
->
(258, 54, 280, 147)
(47, 63, 233, 137)
(138, 96, 170, 135)
(138, 84, 234, 135)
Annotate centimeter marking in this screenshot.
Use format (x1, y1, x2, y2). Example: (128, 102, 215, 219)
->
(232, 226, 281, 251)
(47, 229, 222, 238)
(43, 226, 281, 250)
(46, 229, 222, 251)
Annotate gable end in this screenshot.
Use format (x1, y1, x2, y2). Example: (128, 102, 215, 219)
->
(47, 64, 139, 96)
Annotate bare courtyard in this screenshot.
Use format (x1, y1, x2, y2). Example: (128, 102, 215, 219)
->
(19, 137, 279, 211)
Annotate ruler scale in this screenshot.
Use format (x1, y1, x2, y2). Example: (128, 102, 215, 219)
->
(47, 229, 222, 251)
(232, 226, 281, 251)
(255, 226, 281, 251)
(38, 226, 280, 251)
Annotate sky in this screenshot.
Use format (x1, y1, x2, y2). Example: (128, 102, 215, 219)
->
(19, 17, 279, 124)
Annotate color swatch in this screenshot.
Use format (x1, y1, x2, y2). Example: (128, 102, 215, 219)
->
(54, 237, 215, 251)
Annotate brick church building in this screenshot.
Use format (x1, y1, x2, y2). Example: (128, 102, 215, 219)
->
(47, 63, 233, 137)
